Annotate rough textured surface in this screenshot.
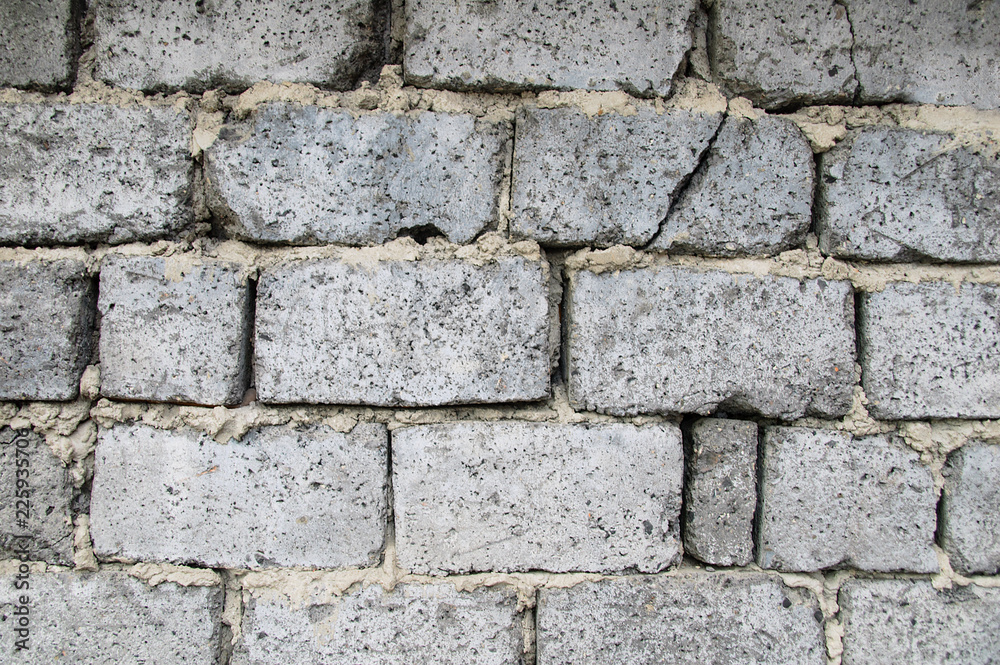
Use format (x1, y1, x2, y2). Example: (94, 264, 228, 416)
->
(208, 105, 510, 245)
(0, 104, 192, 245)
(683, 418, 757, 567)
(0, 259, 93, 401)
(256, 257, 549, 406)
(567, 267, 855, 419)
(653, 114, 814, 256)
(98, 255, 252, 406)
(405, 0, 698, 95)
(840, 579, 1000, 665)
(537, 572, 825, 664)
(818, 127, 1000, 263)
(393, 422, 683, 575)
(859, 281, 1000, 420)
(511, 107, 722, 247)
(0, 0, 78, 89)
(233, 583, 521, 665)
(91, 423, 388, 569)
(0, 571, 222, 663)
(709, 0, 856, 109)
(941, 443, 1000, 575)
(758, 426, 938, 573)
(94, 0, 383, 92)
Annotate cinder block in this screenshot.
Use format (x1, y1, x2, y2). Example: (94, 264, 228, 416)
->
(818, 128, 1000, 263)
(859, 281, 1000, 420)
(207, 104, 511, 245)
(0, 0, 78, 89)
(567, 267, 855, 419)
(840, 579, 1000, 665)
(653, 115, 814, 256)
(0, 259, 94, 401)
(98, 255, 251, 406)
(941, 443, 1000, 575)
(683, 418, 757, 567)
(393, 421, 683, 575)
(758, 426, 937, 573)
(404, 0, 697, 96)
(233, 583, 521, 665)
(93, 0, 384, 92)
(0, 571, 222, 663)
(0, 104, 191, 245)
(537, 572, 826, 665)
(255, 256, 549, 406)
(90, 423, 389, 569)
(511, 107, 723, 247)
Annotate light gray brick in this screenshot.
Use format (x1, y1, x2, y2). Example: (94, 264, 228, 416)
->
(393, 421, 683, 575)
(859, 281, 1000, 420)
(941, 443, 1000, 575)
(90, 423, 388, 569)
(0, 0, 78, 89)
(207, 104, 510, 245)
(567, 267, 855, 419)
(0, 104, 192, 245)
(98, 255, 251, 406)
(537, 572, 825, 665)
(758, 426, 937, 573)
(255, 256, 549, 406)
(511, 107, 722, 247)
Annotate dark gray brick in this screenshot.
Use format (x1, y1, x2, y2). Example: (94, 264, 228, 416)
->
(0, 0, 78, 89)
(941, 442, 1000, 575)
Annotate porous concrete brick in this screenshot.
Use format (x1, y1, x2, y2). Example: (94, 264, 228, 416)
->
(94, 0, 383, 92)
(709, 0, 856, 109)
(0, 571, 222, 663)
(758, 426, 937, 573)
(537, 572, 826, 664)
(207, 104, 510, 245)
(0, 0, 78, 89)
(255, 256, 549, 406)
(98, 255, 251, 406)
(567, 267, 855, 419)
(653, 114, 814, 256)
(393, 421, 683, 575)
(90, 423, 388, 569)
(0, 259, 93, 401)
(233, 583, 521, 665)
(840, 579, 1000, 665)
(941, 443, 1000, 575)
(511, 107, 723, 247)
(0, 429, 74, 565)
(404, 0, 698, 96)
(683, 418, 757, 567)
(0, 104, 192, 245)
(859, 281, 1000, 420)
(817, 127, 1000, 263)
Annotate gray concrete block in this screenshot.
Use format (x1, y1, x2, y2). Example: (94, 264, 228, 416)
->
(758, 426, 937, 573)
(0, 429, 74, 565)
(255, 256, 549, 406)
(0, 571, 222, 662)
(840, 579, 1000, 665)
(567, 267, 855, 419)
(817, 127, 1000, 263)
(98, 255, 251, 406)
(537, 572, 826, 665)
(683, 418, 757, 567)
(94, 0, 383, 92)
(0, 104, 192, 245)
(941, 443, 1000, 575)
(709, 0, 856, 109)
(233, 583, 521, 665)
(511, 107, 723, 247)
(404, 0, 697, 96)
(207, 104, 510, 245)
(653, 114, 814, 256)
(393, 421, 683, 575)
(859, 281, 1000, 420)
(0, 0, 78, 89)
(90, 422, 388, 569)
(0, 259, 93, 401)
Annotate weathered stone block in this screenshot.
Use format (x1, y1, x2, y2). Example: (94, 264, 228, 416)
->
(0, 0, 78, 89)
(393, 421, 683, 575)
(941, 443, 1000, 575)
